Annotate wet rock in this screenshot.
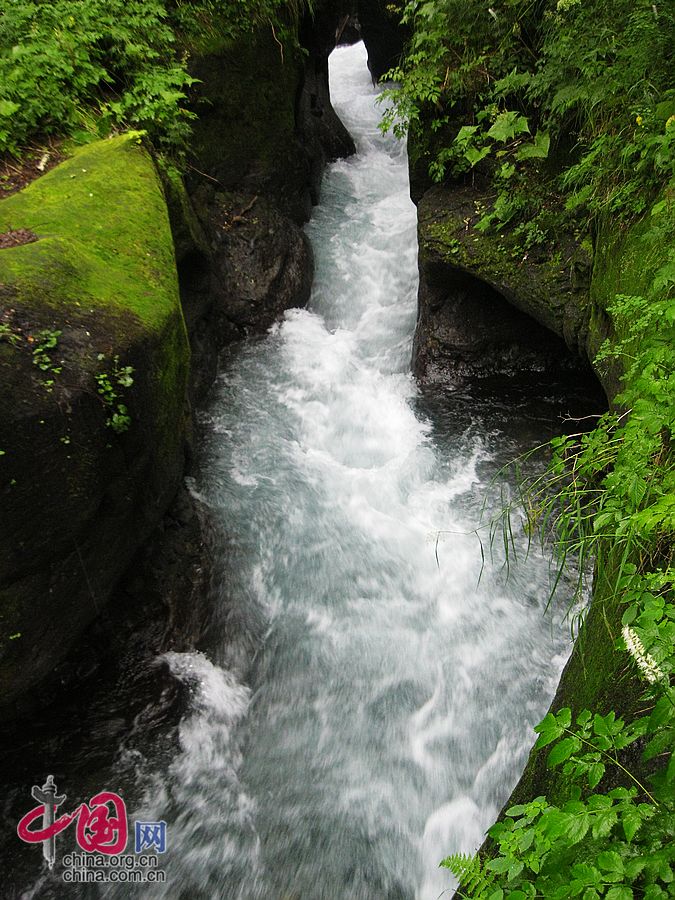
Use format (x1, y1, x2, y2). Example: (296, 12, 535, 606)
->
(205, 191, 314, 340)
(1, 486, 219, 723)
(413, 183, 595, 386)
(166, 18, 354, 403)
(359, 0, 410, 81)
(0, 136, 190, 717)
(186, 23, 354, 227)
(336, 16, 363, 45)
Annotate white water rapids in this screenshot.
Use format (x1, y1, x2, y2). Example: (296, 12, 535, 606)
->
(117, 42, 576, 900)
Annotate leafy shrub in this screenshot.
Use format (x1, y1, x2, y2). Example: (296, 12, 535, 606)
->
(380, 0, 675, 225)
(0, 0, 306, 156)
(0, 1, 188, 153)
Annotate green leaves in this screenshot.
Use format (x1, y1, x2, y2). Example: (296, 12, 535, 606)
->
(0, 0, 299, 154)
(487, 111, 530, 143)
(534, 708, 571, 749)
(548, 736, 581, 766)
(464, 145, 492, 166)
(470, 676, 672, 896)
(516, 131, 550, 160)
(95, 354, 135, 433)
(0, 99, 20, 118)
(597, 851, 624, 879)
(604, 888, 633, 900)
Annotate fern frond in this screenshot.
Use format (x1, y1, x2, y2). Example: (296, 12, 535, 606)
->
(439, 852, 496, 899)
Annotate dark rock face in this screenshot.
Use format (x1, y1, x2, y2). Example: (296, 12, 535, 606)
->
(0, 484, 219, 742)
(186, 23, 355, 228)
(358, 0, 409, 81)
(186, 28, 313, 224)
(298, 0, 357, 202)
(414, 259, 586, 385)
(297, 52, 356, 205)
(414, 183, 596, 386)
(166, 178, 315, 403)
(173, 21, 354, 405)
(336, 16, 362, 45)
(204, 191, 314, 342)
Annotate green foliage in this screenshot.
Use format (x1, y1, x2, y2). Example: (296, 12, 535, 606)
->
(444, 697, 675, 896)
(444, 771, 674, 898)
(30, 328, 63, 393)
(95, 354, 134, 433)
(0, 0, 193, 154)
(0, 0, 308, 156)
(0, 323, 22, 347)
(30, 328, 62, 373)
(381, 0, 675, 231)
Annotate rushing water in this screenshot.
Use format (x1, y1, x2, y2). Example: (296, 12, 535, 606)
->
(4, 41, 592, 900)
(116, 42, 577, 900)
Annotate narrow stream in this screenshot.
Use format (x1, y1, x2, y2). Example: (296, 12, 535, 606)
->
(3, 41, 595, 900)
(116, 43, 578, 899)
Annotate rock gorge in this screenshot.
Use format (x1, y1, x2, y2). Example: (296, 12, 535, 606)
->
(0, 0, 670, 878)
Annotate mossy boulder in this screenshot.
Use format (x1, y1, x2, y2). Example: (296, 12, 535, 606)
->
(414, 184, 594, 383)
(0, 134, 190, 716)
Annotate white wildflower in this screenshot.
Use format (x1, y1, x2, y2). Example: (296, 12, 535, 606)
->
(622, 626, 666, 684)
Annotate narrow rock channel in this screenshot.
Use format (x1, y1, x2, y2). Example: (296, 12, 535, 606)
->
(3, 41, 597, 900)
(112, 43, 585, 899)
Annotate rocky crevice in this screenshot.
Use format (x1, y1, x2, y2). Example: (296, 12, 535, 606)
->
(413, 182, 599, 387)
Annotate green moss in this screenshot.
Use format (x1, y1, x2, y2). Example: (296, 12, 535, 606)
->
(160, 161, 210, 262)
(0, 133, 181, 329)
(427, 212, 581, 297)
(0, 131, 190, 455)
(586, 199, 675, 396)
(418, 185, 592, 353)
(592, 201, 674, 316)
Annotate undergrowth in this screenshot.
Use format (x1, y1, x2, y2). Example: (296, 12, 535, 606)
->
(379, 0, 675, 238)
(0, 0, 311, 158)
(379, 5, 675, 892)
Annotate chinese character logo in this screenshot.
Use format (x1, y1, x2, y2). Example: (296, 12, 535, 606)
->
(17, 776, 66, 869)
(135, 821, 167, 854)
(17, 776, 128, 867)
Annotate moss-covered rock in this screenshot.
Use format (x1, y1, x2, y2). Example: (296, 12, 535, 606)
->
(414, 184, 594, 383)
(0, 134, 190, 716)
(502, 200, 675, 807)
(586, 205, 673, 400)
